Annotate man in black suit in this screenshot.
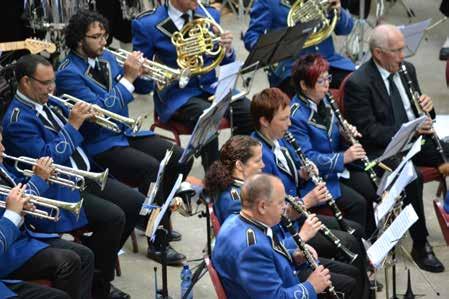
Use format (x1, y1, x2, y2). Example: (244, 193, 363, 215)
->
(343, 24, 448, 273)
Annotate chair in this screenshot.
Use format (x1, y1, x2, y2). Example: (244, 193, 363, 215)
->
(433, 199, 449, 245)
(28, 280, 52, 287)
(205, 256, 227, 299)
(208, 203, 221, 236)
(336, 73, 448, 198)
(150, 110, 231, 146)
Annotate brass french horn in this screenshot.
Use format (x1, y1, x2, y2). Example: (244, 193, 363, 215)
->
(287, 0, 338, 48)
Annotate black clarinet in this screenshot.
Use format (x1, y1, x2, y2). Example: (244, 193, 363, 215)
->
(280, 215, 339, 299)
(285, 195, 358, 263)
(398, 63, 447, 164)
(284, 131, 356, 235)
(326, 92, 380, 188)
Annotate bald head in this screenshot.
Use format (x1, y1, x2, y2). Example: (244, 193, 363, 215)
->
(369, 24, 403, 52)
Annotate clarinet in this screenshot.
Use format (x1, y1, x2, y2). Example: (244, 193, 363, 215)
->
(285, 195, 358, 263)
(280, 215, 339, 299)
(326, 92, 380, 188)
(284, 131, 356, 235)
(398, 63, 447, 164)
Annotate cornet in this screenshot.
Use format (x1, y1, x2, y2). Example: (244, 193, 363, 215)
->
(0, 184, 83, 221)
(2, 153, 109, 191)
(104, 48, 191, 89)
(49, 94, 145, 135)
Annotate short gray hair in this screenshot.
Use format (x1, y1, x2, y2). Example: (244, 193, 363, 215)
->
(241, 174, 276, 210)
(368, 24, 401, 53)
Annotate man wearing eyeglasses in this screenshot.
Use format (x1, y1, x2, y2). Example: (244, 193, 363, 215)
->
(55, 10, 193, 268)
(344, 24, 448, 273)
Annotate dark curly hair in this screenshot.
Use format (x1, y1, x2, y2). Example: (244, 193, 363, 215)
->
(204, 135, 261, 197)
(64, 9, 109, 50)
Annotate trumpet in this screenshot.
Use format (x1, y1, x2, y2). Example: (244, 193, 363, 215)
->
(104, 48, 191, 89)
(49, 93, 145, 135)
(285, 195, 358, 263)
(2, 153, 109, 191)
(0, 184, 83, 221)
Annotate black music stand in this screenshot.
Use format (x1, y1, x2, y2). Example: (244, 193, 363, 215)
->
(241, 20, 318, 73)
(178, 91, 232, 164)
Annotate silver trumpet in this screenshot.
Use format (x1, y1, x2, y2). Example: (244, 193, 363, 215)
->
(0, 184, 83, 221)
(48, 93, 145, 135)
(2, 153, 109, 191)
(104, 48, 191, 89)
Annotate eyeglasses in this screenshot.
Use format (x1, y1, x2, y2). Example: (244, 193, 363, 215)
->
(85, 33, 109, 41)
(316, 74, 332, 85)
(29, 76, 56, 87)
(379, 47, 404, 54)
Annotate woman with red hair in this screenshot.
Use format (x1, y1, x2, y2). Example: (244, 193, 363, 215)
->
(289, 54, 377, 238)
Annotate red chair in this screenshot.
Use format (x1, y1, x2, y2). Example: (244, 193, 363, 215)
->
(433, 199, 449, 245)
(28, 280, 52, 287)
(205, 256, 227, 299)
(208, 203, 221, 236)
(150, 110, 231, 146)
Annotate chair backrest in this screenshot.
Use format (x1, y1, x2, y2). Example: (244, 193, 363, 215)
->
(335, 72, 353, 116)
(205, 256, 228, 299)
(208, 203, 221, 236)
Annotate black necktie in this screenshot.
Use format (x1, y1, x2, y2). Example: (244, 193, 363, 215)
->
(91, 60, 108, 87)
(0, 168, 15, 188)
(43, 105, 88, 171)
(388, 74, 409, 129)
(181, 12, 190, 27)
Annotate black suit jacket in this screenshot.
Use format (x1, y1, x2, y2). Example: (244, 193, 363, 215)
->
(343, 58, 435, 158)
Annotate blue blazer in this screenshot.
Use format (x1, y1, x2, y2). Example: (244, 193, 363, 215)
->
(56, 50, 154, 157)
(289, 94, 345, 199)
(214, 179, 244, 225)
(244, 0, 355, 86)
(212, 214, 317, 299)
(2, 93, 88, 233)
(131, 5, 236, 123)
(251, 131, 300, 197)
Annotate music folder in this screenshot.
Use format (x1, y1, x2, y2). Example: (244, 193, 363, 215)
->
(242, 20, 318, 73)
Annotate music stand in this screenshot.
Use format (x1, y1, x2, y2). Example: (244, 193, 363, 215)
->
(145, 174, 184, 299)
(398, 19, 432, 58)
(242, 20, 318, 72)
(178, 91, 232, 164)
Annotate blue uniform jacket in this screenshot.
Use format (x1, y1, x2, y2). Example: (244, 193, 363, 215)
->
(212, 213, 317, 299)
(214, 179, 244, 225)
(56, 50, 154, 157)
(244, 0, 355, 86)
(0, 166, 56, 298)
(289, 94, 345, 200)
(2, 93, 88, 233)
(131, 5, 236, 123)
(251, 131, 300, 197)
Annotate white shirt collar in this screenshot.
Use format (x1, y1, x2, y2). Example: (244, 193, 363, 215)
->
(374, 60, 395, 81)
(307, 99, 318, 113)
(87, 57, 96, 69)
(17, 90, 44, 114)
(168, 0, 191, 29)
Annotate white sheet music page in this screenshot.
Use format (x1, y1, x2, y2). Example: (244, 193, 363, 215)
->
(139, 149, 173, 216)
(368, 204, 418, 269)
(374, 161, 417, 224)
(213, 61, 242, 105)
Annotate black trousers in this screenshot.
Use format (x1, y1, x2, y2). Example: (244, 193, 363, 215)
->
(299, 257, 366, 299)
(7, 281, 70, 299)
(305, 215, 370, 299)
(8, 238, 94, 299)
(412, 135, 449, 167)
(171, 94, 254, 171)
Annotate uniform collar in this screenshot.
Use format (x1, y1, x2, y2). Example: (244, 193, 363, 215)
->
(239, 211, 272, 238)
(255, 130, 276, 150)
(16, 90, 43, 112)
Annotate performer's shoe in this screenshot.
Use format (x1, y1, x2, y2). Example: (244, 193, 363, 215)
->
(411, 242, 445, 273)
(109, 285, 130, 299)
(169, 230, 182, 242)
(438, 162, 449, 176)
(440, 37, 449, 61)
(369, 280, 384, 292)
(147, 244, 186, 266)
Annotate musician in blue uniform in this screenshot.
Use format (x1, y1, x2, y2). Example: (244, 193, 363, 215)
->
(212, 173, 330, 299)
(244, 0, 355, 96)
(0, 141, 94, 299)
(288, 54, 380, 237)
(131, 0, 253, 170)
(56, 10, 192, 266)
(2, 54, 130, 299)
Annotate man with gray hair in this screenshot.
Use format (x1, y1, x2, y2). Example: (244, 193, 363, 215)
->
(343, 24, 447, 273)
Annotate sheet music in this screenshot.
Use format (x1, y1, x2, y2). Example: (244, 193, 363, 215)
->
(213, 61, 242, 105)
(375, 161, 417, 224)
(368, 204, 418, 269)
(139, 149, 173, 216)
(377, 136, 422, 195)
(377, 116, 427, 163)
(148, 174, 183, 241)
